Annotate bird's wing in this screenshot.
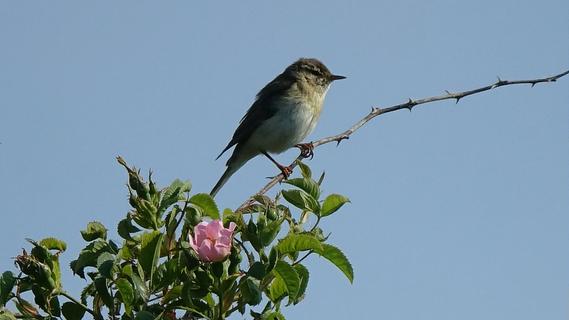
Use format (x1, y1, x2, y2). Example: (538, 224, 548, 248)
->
(216, 72, 295, 161)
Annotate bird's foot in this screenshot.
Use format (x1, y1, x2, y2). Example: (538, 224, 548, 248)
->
(295, 142, 314, 159)
(276, 163, 293, 179)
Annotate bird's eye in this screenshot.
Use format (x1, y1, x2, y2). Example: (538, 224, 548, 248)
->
(302, 64, 322, 76)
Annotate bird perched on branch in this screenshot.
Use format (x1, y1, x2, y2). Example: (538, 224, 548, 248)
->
(211, 58, 345, 197)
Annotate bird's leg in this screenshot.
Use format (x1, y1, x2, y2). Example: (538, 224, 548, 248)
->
(294, 142, 314, 159)
(262, 151, 292, 179)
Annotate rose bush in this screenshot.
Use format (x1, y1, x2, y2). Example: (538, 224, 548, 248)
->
(0, 158, 352, 320)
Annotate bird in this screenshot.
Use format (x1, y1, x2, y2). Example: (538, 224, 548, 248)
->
(210, 58, 345, 197)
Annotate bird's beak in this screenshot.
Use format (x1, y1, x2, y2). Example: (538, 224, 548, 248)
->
(331, 74, 346, 81)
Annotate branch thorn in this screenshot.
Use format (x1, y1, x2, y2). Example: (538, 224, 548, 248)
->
(335, 135, 349, 146)
(406, 98, 415, 111)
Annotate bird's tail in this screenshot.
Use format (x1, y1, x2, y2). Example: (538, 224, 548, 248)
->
(210, 165, 239, 198)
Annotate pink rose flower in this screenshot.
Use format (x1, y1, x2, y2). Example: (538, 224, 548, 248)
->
(189, 220, 236, 262)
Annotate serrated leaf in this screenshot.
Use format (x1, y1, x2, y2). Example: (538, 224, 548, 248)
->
(162, 285, 182, 305)
(296, 161, 311, 179)
(94, 277, 113, 309)
(276, 234, 323, 255)
(0, 271, 16, 308)
(96, 252, 115, 279)
(61, 302, 86, 320)
(48, 296, 61, 317)
(266, 247, 278, 273)
(139, 231, 164, 285)
(273, 261, 300, 299)
(81, 221, 107, 241)
(0, 310, 17, 320)
(315, 243, 353, 283)
(268, 277, 286, 303)
(39, 237, 67, 252)
(189, 193, 219, 219)
(260, 219, 281, 247)
(281, 189, 320, 213)
(80, 282, 95, 305)
(240, 278, 261, 306)
(70, 240, 112, 278)
(134, 311, 155, 320)
(321, 194, 350, 217)
(247, 262, 266, 280)
(262, 311, 286, 320)
(118, 218, 140, 241)
(284, 178, 320, 200)
(130, 272, 148, 302)
(115, 278, 134, 308)
(160, 179, 191, 211)
(292, 264, 309, 305)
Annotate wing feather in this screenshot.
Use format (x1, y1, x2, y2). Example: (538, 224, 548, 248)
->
(216, 71, 296, 162)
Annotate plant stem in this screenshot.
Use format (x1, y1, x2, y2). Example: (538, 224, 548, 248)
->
(292, 250, 313, 266)
(58, 290, 95, 316)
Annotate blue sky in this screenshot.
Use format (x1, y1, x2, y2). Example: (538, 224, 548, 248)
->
(1, 1, 568, 319)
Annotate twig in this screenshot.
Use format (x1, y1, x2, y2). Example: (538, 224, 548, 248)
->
(59, 290, 95, 316)
(292, 250, 314, 266)
(237, 69, 569, 211)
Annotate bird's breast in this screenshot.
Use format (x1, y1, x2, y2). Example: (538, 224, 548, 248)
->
(247, 93, 326, 154)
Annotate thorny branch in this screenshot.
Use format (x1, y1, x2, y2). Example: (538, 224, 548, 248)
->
(237, 69, 569, 211)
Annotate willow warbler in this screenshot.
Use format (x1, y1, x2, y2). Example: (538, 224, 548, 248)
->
(211, 58, 345, 197)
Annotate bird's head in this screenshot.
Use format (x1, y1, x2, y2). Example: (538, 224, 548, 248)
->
(286, 58, 346, 89)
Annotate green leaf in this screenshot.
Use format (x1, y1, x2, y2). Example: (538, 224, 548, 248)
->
(315, 243, 353, 283)
(266, 247, 279, 273)
(130, 272, 149, 302)
(81, 221, 107, 241)
(211, 262, 224, 279)
(118, 218, 140, 241)
(321, 194, 350, 217)
(189, 193, 219, 219)
(260, 219, 282, 247)
(281, 189, 320, 213)
(247, 262, 266, 280)
(134, 311, 155, 320)
(0, 271, 16, 308)
(139, 231, 164, 285)
(39, 237, 67, 252)
(262, 311, 286, 320)
(70, 240, 112, 278)
(296, 160, 311, 179)
(240, 278, 262, 306)
(292, 264, 309, 305)
(61, 302, 86, 320)
(48, 295, 61, 316)
(268, 276, 286, 302)
(273, 261, 300, 299)
(161, 285, 182, 305)
(284, 178, 320, 200)
(80, 282, 95, 305)
(0, 310, 17, 320)
(160, 179, 191, 211)
(115, 278, 134, 310)
(96, 252, 115, 279)
(276, 234, 323, 255)
(94, 277, 113, 309)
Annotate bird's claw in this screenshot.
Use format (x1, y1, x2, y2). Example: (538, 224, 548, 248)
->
(295, 142, 314, 159)
(277, 164, 293, 179)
